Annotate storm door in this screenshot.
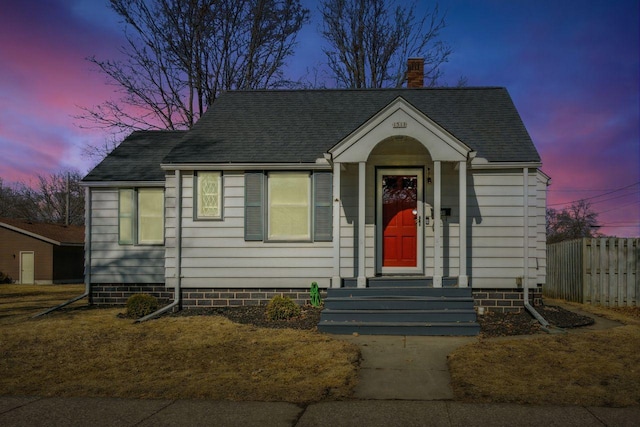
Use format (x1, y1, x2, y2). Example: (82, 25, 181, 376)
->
(376, 168, 424, 274)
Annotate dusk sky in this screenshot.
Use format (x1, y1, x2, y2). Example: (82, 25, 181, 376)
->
(0, 0, 638, 236)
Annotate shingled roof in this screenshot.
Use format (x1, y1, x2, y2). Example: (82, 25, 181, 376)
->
(163, 87, 540, 165)
(83, 130, 186, 183)
(0, 218, 84, 245)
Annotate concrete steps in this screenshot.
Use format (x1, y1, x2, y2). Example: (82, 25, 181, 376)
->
(318, 280, 480, 336)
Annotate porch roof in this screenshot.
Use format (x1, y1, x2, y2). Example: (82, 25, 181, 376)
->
(163, 87, 540, 165)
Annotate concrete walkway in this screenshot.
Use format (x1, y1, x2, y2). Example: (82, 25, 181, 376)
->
(336, 335, 475, 400)
(1, 307, 637, 426)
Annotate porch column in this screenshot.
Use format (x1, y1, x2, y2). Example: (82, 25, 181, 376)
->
(458, 161, 468, 287)
(357, 161, 367, 288)
(331, 162, 341, 288)
(433, 161, 442, 287)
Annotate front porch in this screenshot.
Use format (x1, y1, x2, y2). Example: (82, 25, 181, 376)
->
(328, 97, 473, 289)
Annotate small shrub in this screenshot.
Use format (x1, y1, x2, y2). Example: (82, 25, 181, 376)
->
(0, 271, 13, 284)
(266, 295, 301, 321)
(125, 294, 159, 318)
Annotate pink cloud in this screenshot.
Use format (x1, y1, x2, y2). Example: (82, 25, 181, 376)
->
(0, 1, 127, 184)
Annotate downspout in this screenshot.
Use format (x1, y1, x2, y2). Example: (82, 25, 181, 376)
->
(136, 170, 182, 322)
(33, 186, 93, 318)
(522, 167, 550, 329)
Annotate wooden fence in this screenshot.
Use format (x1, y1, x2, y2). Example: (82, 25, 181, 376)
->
(546, 238, 639, 306)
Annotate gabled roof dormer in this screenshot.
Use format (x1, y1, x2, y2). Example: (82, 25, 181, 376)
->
(329, 97, 472, 163)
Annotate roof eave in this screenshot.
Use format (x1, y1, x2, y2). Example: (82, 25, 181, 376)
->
(81, 180, 166, 188)
(160, 161, 332, 171)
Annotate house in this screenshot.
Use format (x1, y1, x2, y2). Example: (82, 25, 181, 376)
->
(0, 218, 84, 284)
(82, 61, 549, 333)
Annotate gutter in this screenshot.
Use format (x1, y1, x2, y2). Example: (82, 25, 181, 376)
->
(521, 168, 562, 333)
(522, 168, 546, 324)
(136, 169, 182, 322)
(33, 187, 93, 318)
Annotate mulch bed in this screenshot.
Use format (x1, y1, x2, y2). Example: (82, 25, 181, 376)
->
(171, 304, 595, 337)
(477, 305, 594, 337)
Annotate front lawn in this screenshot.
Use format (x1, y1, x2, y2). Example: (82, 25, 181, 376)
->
(448, 302, 640, 407)
(0, 285, 359, 403)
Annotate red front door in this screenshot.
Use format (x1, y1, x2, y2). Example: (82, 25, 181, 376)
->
(382, 175, 418, 267)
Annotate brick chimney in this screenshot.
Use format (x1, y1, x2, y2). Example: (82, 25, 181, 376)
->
(407, 58, 424, 88)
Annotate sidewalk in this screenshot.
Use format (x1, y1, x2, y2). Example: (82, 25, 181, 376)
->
(2, 396, 638, 426)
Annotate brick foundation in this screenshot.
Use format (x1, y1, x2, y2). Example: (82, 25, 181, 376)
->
(91, 284, 174, 306)
(91, 283, 542, 314)
(90, 284, 320, 308)
(472, 287, 543, 313)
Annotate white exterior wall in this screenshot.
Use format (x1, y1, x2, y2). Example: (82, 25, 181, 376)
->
(89, 188, 165, 283)
(165, 171, 333, 289)
(468, 169, 541, 288)
(536, 170, 548, 285)
(90, 166, 546, 290)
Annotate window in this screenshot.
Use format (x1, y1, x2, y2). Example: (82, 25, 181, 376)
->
(244, 171, 332, 242)
(268, 172, 310, 240)
(195, 172, 222, 219)
(118, 188, 164, 245)
(119, 189, 135, 245)
(138, 189, 164, 244)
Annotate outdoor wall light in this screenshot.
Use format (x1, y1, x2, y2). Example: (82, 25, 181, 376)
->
(427, 168, 432, 184)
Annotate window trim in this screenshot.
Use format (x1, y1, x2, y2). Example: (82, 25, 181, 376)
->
(194, 171, 223, 221)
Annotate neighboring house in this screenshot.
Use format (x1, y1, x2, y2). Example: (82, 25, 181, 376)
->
(82, 61, 549, 324)
(0, 218, 84, 284)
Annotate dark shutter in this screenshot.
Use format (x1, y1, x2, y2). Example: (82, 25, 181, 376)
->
(244, 172, 264, 241)
(313, 172, 333, 241)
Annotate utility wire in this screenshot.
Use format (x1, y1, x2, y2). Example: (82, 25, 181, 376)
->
(547, 181, 640, 192)
(583, 190, 640, 206)
(547, 181, 639, 207)
(597, 200, 640, 215)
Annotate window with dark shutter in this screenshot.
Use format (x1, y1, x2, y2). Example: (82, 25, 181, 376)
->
(244, 171, 333, 242)
(244, 172, 264, 241)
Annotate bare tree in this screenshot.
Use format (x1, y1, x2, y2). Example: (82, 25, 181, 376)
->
(0, 178, 22, 218)
(78, 0, 308, 135)
(546, 200, 600, 244)
(0, 172, 85, 225)
(319, 0, 451, 88)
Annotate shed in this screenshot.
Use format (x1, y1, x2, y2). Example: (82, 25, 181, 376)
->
(0, 218, 85, 284)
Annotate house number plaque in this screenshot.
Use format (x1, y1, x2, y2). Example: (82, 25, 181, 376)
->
(392, 122, 407, 128)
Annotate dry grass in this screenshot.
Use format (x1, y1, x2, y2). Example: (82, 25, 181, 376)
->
(0, 284, 87, 322)
(0, 285, 359, 403)
(449, 303, 640, 407)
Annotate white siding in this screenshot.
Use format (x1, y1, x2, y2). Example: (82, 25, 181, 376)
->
(536, 171, 548, 285)
(89, 188, 165, 283)
(165, 171, 333, 289)
(468, 169, 538, 288)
